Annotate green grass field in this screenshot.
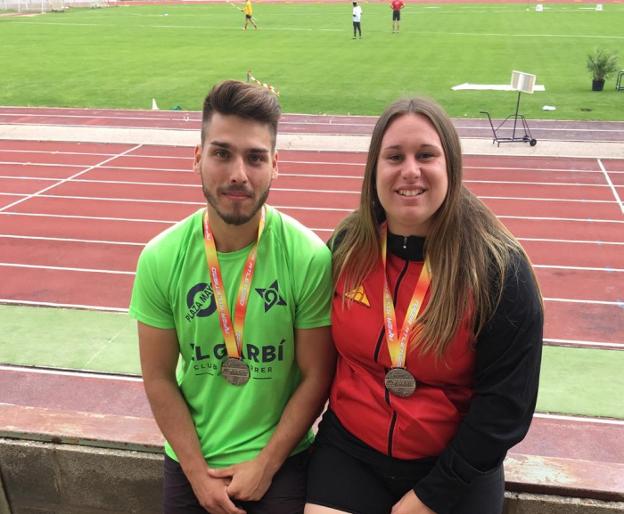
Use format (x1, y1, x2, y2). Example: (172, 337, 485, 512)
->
(1, 3, 623, 119)
(1, 305, 623, 418)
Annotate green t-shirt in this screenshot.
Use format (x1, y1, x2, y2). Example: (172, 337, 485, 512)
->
(129, 206, 332, 466)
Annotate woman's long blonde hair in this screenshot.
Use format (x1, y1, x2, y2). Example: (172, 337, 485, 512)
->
(333, 97, 540, 357)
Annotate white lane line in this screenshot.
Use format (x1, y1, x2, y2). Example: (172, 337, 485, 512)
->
(598, 158, 624, 215)
(0, 211, 176, 224)
(0, 263, 134, 275)
(3, 175, 619, 190)
(499, 214, 624, 224)
(0, 234, 144, 246)
(3, 158, 623, 176)
(0, 364, 140, 381)
(0, 261, 620, 304)
(543, 338, 623, 350)
(0, 298, 127, 312)
(534, 264, 624, 272)
(2, 233, 621, 247)
(1, 210, 622, 225)
(534, 413, 624, 426)
(0, 192, 620, 206)
(518, 237, 624, 246)
(543, 298, 624, 306)
(480, 195, 615, 204)
(0, 144, 143, 213)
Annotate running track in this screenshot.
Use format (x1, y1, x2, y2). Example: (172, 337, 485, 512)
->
(0, 139, 622, 350)
(2, 106, 624, 142)
(0, 111, 623, 501)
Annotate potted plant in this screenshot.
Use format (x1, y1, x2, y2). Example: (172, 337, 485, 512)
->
(586, 48, 619, 91)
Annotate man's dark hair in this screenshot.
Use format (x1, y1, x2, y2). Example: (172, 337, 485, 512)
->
(201, 80, 281, 149)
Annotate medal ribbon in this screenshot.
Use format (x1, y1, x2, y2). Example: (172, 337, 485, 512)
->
(203, 207, 265, 359)
(381, 223, 432, 368)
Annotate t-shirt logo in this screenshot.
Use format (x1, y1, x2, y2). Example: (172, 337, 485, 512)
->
(255, 280, 287, 312)
(344, 284, 370, 307)
(185, 282, 216, 321)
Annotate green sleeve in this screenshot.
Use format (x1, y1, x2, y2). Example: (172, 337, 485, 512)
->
(293, 244, 333, 330)
(128, 245, 175, 329)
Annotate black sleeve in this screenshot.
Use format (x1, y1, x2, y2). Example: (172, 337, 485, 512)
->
(413, 251, 544, 514)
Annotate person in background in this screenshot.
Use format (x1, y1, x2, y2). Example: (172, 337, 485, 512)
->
(305, 96, 543, 514)
(243, 0, 257, 30)
(131, 80, 334, 514)
(391, 0, 405, 33)
(352, 1, 362, 39)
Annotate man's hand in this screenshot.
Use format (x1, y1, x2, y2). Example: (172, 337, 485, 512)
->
(391, 490, 436, 514)
(208, 457, 274, 502)
(187, 468, 246, 514)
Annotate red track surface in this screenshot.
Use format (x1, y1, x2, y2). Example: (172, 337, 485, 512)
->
(1, 139, 623, 349)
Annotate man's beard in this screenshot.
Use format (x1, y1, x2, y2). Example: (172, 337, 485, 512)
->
(202, 182, 270, 226)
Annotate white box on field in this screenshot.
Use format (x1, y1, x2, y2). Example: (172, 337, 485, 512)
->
(511, 71, 537, 94)
(535, 3, 543, 11)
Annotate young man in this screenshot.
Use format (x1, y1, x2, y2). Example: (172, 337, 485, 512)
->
(130, 80, 334, 514)
(352, 1, 362, 39)
(243, 0, 257, 30)
(390, 0, 405, 33)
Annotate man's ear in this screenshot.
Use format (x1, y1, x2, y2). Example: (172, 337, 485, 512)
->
(272, 151, 279, 179)
(193, 145, 202, 174)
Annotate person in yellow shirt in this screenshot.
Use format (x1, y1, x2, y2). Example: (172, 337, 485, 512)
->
(242, 0, 257, 30)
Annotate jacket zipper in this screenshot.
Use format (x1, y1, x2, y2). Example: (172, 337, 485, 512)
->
(381, 257, 410, 457)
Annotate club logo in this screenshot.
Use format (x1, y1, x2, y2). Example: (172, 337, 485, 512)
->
(255, 280, 286, 312)
(185, 283, 216, 322)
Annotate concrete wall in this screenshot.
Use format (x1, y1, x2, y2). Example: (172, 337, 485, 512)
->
(1, 437, 623, 514)
(0, 439, 162, 514)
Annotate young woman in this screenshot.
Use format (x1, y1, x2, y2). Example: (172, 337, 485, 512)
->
(305, 97, 544, 514)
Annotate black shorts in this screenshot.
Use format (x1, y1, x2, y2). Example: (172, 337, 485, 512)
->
(245, 14, 252, 19)
(392, 10, 401, 21)
(306, 411, 505, 514)
(164, 451, 308, 514)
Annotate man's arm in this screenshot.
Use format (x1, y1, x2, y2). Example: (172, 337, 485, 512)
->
(210, 325, 336, 501)
(138, 322, 244, 514)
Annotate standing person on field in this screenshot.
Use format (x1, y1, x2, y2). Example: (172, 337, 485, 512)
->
(352, 1, 362, 39)
(391, 0, 405, 33)
(130, 80, 335, 514)
(305, 97, 543, 514)
(243, 0, 257, 30)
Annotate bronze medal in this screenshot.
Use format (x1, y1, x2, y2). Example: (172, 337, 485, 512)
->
(221, 357, 250, 386)
(384, 368, 416, 397)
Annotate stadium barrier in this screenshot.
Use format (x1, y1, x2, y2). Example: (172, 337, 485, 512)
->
(0, 0, 113, 13)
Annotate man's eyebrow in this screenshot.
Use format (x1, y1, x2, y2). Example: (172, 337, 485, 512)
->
(208, 141, 269, 154)
(208, 141, 232, 149)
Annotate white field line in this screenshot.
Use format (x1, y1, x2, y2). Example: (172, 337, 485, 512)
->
(11, 21, 624, 40)
(0, 364, 141, 381)
(598, 158, 624, 216)
(533, 412, 624, 426)
(543, 338, 624, 350)
(0, 144, 143, 213)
